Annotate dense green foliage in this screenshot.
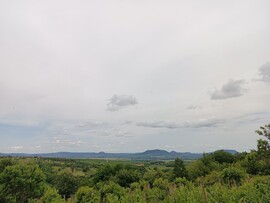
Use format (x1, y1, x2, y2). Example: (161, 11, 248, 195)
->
(0, 124, 269, 202)
(0, 163, 45, 202)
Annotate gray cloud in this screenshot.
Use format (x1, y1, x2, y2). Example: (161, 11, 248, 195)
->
(114, 130, 132, 138)
(210, 79, 246, 100)
(136, 118, 224, 129)
(88, 128, 132, 138)
(137, 121, 180, 129)
(259, 62, 270, 83)
(122, 121, 133, 125)
(107, 95, 138, 111)
(186, 105, 202, 110)
(232, 111, 270, 125)
(184, 119, 225, 128)
(76, 121, 108, 128)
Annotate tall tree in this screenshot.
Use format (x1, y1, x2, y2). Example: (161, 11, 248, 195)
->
(254, 123, 270, 175)
(256, 123, 270, 140)
(256, 123, 270, 156)
(173, 157, 187, 179)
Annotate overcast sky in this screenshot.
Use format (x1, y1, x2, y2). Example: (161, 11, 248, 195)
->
(0, 0, 270, 153)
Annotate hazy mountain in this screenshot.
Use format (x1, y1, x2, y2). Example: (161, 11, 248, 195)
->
(0, 149, 238, 160)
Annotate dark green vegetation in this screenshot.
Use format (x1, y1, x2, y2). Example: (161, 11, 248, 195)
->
(0, 124, 270, 203)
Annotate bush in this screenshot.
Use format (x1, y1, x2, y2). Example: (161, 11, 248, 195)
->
(221, 167, 246, 186)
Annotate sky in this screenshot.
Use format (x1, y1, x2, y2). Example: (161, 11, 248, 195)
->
(0, 0, 270, 153)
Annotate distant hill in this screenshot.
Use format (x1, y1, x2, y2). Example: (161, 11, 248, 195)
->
(222, 149, 238, 154)
(0, 149, 238, 160)
(140, 149, 170, 156)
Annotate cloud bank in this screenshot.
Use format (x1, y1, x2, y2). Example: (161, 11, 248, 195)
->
(136, 118, 224, 129)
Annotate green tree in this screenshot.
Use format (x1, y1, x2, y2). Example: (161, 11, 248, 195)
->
(54, 171, 78, 199)
(93, 164, 116, 183)
(246, 151, 261, 175)
(257, 139, 269, 153)
(188, 153, 221, 180)
(173, 157, 187, 179)
(143, 169, 164, 186)
(0, 163, 45, 203)
(116, 169, 141, 187)
(0, 157, 14, 173)
(41, 187, 65, 203)
(254, 123, 270, 174)
(256, 124, 270, 157)
(210, 150, 235, 164)
(256, 123, 270, 140)
(76, 186, 100, 203)
(151, 178, 170, 201)
(98, 181, 126, 202)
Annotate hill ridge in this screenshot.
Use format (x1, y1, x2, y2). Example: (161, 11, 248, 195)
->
(0, 149, 238, 160)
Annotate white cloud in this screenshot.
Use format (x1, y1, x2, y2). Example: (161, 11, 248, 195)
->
(9, 145, 42, 152)
(210, 79, 247, 100)
(47, 138, 84, 147)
